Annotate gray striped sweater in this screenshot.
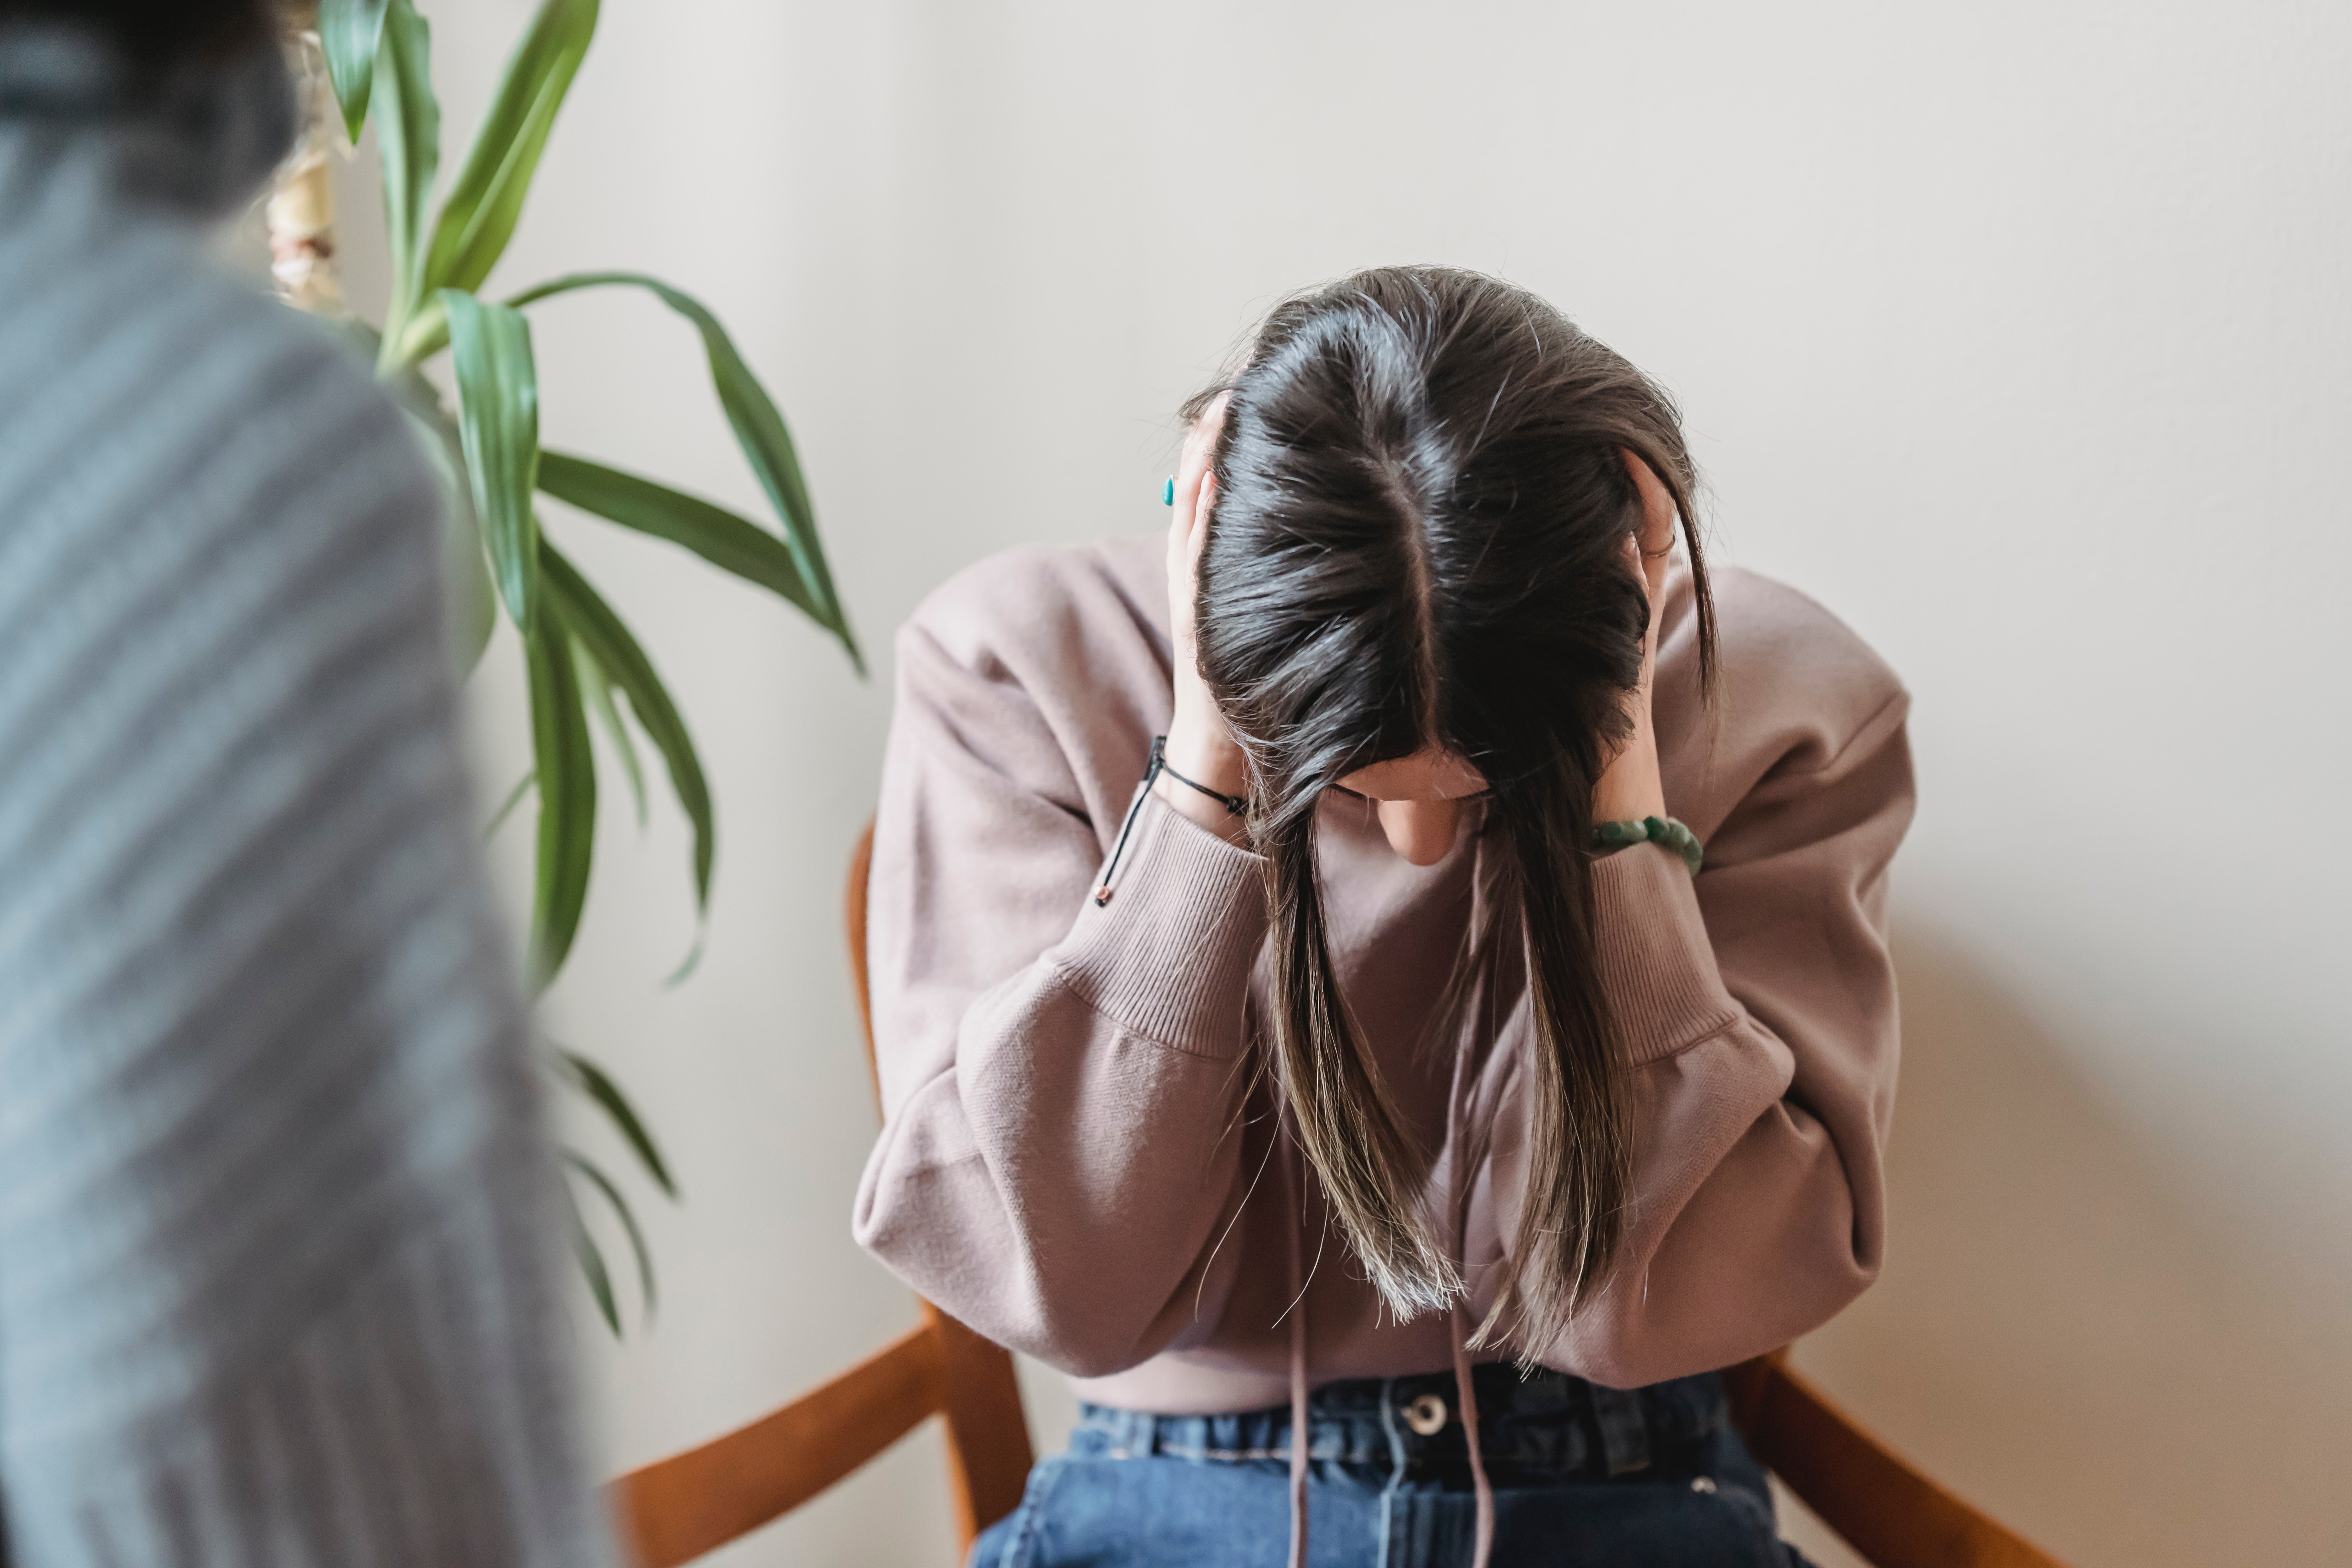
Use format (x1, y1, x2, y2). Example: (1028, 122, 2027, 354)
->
(0, 28, 615, 1567)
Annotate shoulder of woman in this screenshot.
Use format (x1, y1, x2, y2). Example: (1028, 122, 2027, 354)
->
(1657, 564, 1911, 806)
(888, 535, 1171, 808)
(1709, 564, 1904, 706)
(898, 532, 1168, 679)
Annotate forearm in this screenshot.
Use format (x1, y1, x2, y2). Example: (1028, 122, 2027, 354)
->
(1474, 843, 1897, 1386)
(857, 791, 1270, 1374)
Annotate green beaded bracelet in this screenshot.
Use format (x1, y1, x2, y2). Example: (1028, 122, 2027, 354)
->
(1592, 815, 1703, 877)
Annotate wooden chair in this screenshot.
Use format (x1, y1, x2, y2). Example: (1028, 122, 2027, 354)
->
(609, 821, 2072, 1568)
(608, 823, 1032, 1568)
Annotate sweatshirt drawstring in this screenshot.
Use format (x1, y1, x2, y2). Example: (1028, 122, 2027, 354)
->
(1446, 825, 1495, 1568)
(1281, 823, 1497, 1568)
(1282, 1117, 1310, 1568)
(1288, 1263, 1309, 1568)
(1450, 1303, 1495, 1568)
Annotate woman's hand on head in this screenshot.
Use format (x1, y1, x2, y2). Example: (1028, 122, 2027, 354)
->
(1160, 394, 1252, 844)
(1590, 451, 1673, 825)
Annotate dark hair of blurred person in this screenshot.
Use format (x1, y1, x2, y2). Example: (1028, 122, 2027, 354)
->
(0, 0, 274, 77)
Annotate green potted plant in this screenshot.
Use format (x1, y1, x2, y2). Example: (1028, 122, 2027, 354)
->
(280, 0, 860, 1331)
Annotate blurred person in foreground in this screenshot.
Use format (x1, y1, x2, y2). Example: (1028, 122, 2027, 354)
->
(0, 2, 615, 1563)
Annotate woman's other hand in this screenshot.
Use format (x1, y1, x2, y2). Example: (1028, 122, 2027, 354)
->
(1160, 393, 1252, 843)
(1591, 451, 1673, 824)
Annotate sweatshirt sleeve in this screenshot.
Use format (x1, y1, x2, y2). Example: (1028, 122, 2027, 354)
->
(853, 596, 1271, 1379)
(1479, 682, 1915, 1388)
(0, 292, 615, 1566)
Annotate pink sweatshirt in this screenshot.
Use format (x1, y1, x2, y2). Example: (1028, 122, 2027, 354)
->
(853, 534, 1913, 1414)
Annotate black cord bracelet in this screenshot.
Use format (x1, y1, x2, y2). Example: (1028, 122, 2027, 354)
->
(1094, 735, 1249, 905)
(1149, 734, 1247, 816)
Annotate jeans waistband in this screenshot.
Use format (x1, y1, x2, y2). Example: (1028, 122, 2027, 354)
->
(1077, 1363, 1728, 1483)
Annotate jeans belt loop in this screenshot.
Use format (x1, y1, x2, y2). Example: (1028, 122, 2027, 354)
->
(1588, 1384, 1654, 1476)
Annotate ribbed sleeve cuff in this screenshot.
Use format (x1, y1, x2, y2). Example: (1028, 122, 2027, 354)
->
(1053, 789, 1268, 1058)
(1591, 845, 1742, 1065)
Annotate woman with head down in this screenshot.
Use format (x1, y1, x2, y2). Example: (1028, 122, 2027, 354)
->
(858, 266, 1913, 1568)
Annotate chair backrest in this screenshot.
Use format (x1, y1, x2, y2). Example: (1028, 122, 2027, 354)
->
(609, 820, 1033, 1567)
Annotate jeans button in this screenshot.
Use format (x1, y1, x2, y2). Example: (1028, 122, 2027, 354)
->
(1403, 1393, 1449, 1436)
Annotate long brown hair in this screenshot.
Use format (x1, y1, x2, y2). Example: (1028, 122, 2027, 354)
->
(1186, 266, 1716, 1351)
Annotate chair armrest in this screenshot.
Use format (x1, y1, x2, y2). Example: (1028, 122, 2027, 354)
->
(1724, 1351, 2073, 1568)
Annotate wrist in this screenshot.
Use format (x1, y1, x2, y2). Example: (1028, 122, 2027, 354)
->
(1592, 752, 1664, 823)
(1155, 717, 1251, 846)
(1151, 772, 1251, 844)
(1591, 782, 1666, 824)
(1161, 711, 1248, 799)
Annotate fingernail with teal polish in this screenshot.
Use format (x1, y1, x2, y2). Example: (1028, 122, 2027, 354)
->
(1162, 477, 1175, 506)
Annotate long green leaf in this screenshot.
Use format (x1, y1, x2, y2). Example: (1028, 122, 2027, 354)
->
(451, 492, 498, 672)
(442, 293, 540, 631)
(383, 292, 447, 371)
(318, 0, 391, 142)
(399, 405, 496, 671)
(538, 541, 712, 915)
(372, 0, 439, 359)
(537, 450, 819, 620)
(524, 613, 595, 984)
(560, 1172, 621, 1333)
(508, 272, 860, 669)
(564, 1149, 655, 1319)
(484, 770, 535, 838)
(376, 345, 496, 674)
(422, 0, 599, 295)
(575, 640, 646, 826)
(557, 1049, 675, 1196)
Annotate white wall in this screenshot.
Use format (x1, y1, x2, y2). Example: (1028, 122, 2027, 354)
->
(345, 3, 2352, 1563)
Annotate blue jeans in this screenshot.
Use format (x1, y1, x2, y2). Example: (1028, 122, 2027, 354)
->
(970, 1364, 1811, 1567)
